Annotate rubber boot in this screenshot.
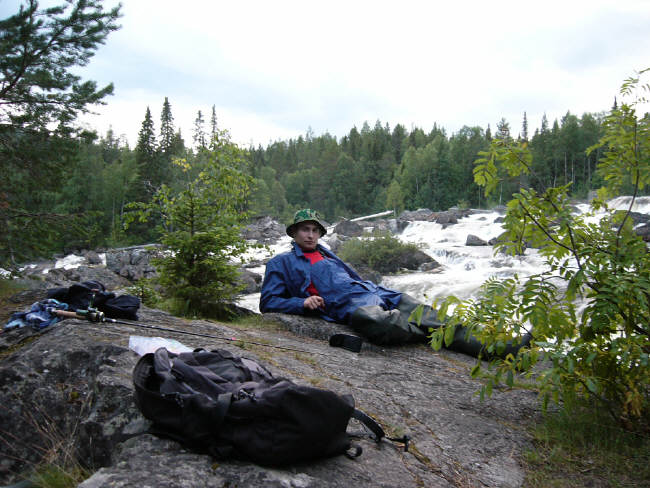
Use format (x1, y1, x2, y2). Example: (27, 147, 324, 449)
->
(448, 326, 533, 360)
(349, 305, 426, 345)
(446, 325, 486, 358)
(398, 293, 533, 360)
(397, 293, 445, 329)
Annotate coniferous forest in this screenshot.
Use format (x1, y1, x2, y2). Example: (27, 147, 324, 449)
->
(2, 88, 614, 267)
(0, 0, 626, 268)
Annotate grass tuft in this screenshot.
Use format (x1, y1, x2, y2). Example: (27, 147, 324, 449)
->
(523, 402, 650, 487)
(29, 463, 90, 488)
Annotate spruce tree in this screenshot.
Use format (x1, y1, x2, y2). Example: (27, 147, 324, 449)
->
(125, 127, 254, 317)
(541, 113, 549, 133)
(521, 112, 529, 142)
(135, 107, 158, 194)
(391, 123, 407, 162)
(193, 110, 206, 149)
(172, 128, 185, 155)
(159, 97, 175, 156)
(495, 118, 511, 140)
(210, 105, 218, 143)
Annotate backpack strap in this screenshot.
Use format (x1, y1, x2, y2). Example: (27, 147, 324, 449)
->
(344, 444, 363, 459)
(214, 392, 232, 424)
(352, 409, 410, 452)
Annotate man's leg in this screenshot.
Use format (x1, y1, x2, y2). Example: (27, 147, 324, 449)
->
(348, 305, 426, 345)
(399, 294, 488, 357)
(397, 294, 532, 359)
(396, 293, 444, 328)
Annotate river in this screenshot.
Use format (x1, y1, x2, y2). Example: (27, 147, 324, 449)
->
(236, 196, 650, 313)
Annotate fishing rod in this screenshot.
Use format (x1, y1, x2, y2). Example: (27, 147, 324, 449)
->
(51, 308, 333, 357)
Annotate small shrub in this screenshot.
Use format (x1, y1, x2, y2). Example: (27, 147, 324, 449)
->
(124, 129, 253, 318)
(0, 277, 27, 300)
(125, 279, 160, 307)
(338, 230, 421, 274)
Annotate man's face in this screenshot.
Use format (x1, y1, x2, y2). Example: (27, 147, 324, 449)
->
(293, 221, 321, 251)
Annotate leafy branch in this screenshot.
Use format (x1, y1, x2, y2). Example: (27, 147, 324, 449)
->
(433, 69, 650, 425)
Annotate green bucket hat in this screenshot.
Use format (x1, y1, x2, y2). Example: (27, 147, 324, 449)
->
(286, 209, 327, 237)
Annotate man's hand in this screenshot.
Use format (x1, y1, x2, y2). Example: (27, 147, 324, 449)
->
(303, 295, 325, 310)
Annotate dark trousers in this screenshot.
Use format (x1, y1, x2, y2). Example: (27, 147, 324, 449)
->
(348, 293, 531, 359)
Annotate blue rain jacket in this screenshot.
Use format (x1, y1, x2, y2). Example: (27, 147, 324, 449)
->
(5, 299, 68, 330)
(259, 242, 401, 323)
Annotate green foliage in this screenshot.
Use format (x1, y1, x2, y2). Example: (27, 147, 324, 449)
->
(385, 179, 404, 212)
(0, 276, 26, 297)
(337, 230, 421, 274)
(134, 106, 157, 198)
(253, 121, 501, 219)
(125, 129, 254, 317)
(435, 69, 650, 424)
(55, 136, 140, 248)
(474, 139, 533, 198)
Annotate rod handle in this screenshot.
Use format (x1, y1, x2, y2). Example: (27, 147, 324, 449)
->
(52, 310, 81, 319)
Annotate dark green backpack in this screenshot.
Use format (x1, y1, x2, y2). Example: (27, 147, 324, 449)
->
(133, 347, 408, 465)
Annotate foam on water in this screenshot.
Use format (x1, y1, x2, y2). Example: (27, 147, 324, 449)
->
(608, 195, 650, 214)
(383, 212, 547, 303)
(238, 292, 262, 313)
(53, 254, 86, 270)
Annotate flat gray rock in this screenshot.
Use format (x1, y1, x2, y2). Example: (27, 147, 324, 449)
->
(1, 304, 540, 487)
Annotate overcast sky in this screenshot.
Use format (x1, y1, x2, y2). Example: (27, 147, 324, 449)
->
(3, 0, 650, 148)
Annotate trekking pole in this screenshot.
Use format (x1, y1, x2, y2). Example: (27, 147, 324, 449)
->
(51, 308, 331, 356)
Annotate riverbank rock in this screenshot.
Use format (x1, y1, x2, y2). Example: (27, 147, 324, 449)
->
(399, 208, 433, 221)
(635, 222, 650, 241)
(322, 233, 346, 253)
(333, 219, 364, 237)
(346, 248, 439, 275)
(396, 208, 474, 229)
(85, 251, 103, 265)
(625, 210, 650, 226)
(237, 268, 263, 293)
(105, 246, 162, 282)
(428, 209, 469, 226)
(243, 216, 286, 242)
(390, 248, 439, 273)
(20, 264, 131, 291)
(613, 210, 650, 241)
(466, 234, 488, 246)
(350, 264, 383, 284)
(388, 218, 411, 234)
(1, 291, 541, 487)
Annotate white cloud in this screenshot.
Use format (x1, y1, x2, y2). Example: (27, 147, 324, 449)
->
(19, 0, 649, 146)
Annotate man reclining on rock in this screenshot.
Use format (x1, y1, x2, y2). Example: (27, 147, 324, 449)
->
(260, 209, 531, 358)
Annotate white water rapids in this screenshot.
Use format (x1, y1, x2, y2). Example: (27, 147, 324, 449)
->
(237, 196, 650, 313)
